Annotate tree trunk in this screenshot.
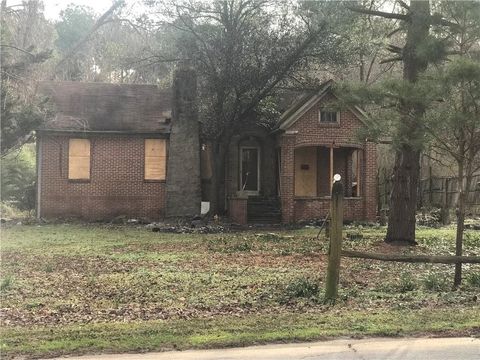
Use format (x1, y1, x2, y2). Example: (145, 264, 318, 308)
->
(209, 141, 228, 216)
(385, 145, 421, 244)
(454, 159, 472, 288)
(385, 1, 430, 245)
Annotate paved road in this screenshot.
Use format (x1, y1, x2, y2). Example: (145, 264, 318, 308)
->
(49, 337, 480, 360)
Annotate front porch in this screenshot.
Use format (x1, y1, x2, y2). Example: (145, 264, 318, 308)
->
(279, 141, 377, 223)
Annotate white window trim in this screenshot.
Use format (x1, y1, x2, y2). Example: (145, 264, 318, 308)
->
(239, 146, 261, 196)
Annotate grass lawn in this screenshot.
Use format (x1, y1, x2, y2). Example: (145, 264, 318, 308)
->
(1, 224, 479, 359)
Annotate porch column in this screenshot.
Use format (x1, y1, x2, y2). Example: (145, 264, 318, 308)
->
(364, 141, 377, 221)
(280, 134, 295, 223)
(330, 142, 334, 194)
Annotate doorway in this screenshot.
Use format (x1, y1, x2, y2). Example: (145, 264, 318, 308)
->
(240, 147, 260, 195)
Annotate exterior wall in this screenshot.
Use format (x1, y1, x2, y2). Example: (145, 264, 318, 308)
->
(286, 94, 364, 146)
(229, 197, 247, 225)
(294, 198, 365, 221)
(279, 93, 377, 223)
(38, 134, 166, 221)
(279, 134, 296, 223)
(226, 128, 277, 198)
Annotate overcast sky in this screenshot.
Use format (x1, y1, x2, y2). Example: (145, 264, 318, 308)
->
(42, 0, 116, 19)
(6, 0, 136, 20)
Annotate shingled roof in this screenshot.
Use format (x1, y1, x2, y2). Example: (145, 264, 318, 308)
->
(276, 80, 368, 131)
(38, 81, 172, 133)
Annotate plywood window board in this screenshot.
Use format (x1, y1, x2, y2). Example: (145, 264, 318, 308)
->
(294, 146, 317, 197)
(68, 139, 91, 180)
(145, 139, 167, 180)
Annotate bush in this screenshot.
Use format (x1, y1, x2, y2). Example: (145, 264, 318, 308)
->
(0, 201, 30, 219)
(465, 272, 480, 288)
(0, 276, 13, 292)
(282, 277, 320, 302)
(230, 241, 253, 252)
(1, 144, 36, 210)
(399, 272, 416, 292)
(422, 273, 448, 291)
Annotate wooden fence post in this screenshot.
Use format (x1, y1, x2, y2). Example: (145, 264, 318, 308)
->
(441, 178, 451, 225)
(325, 179, 344, 304)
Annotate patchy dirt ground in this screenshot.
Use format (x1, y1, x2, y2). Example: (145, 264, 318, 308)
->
(0, 224, 479, 358)
(1, 224, 479, 327)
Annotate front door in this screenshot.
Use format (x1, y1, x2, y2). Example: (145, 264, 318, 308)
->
(240, 147, 260, 195)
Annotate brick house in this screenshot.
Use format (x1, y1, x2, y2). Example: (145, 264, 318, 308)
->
(226, 80, 377, 224)
(36, 71, 376, 223)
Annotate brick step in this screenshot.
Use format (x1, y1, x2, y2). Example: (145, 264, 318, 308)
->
(248, 208, 280, 212)
(247, 206, 281, 212)
(247, 197, 281, 223)
(248, 204, 280, 209)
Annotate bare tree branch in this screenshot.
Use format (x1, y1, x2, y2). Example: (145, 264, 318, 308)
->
(379, 56, 403, 64)
(53, 0, 126, 76)
(0, 44, 35, 57)
(396, 0, 410, 11)
(346, 5, 408, 21)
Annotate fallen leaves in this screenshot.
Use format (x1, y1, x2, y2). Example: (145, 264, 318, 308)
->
(1, 225, 479, 328)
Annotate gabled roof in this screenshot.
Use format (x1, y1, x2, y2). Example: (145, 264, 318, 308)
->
(276, 80, 368, 131)
(37, 81, 172, 133)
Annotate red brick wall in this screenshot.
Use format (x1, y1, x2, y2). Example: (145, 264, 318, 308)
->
(38, 134, 166, 221)
(294, 198, 365, 221)
(229, 197, 247, 225)
(278, 93, 377, 223)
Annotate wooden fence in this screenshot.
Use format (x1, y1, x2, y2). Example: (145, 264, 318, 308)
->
(325, 180, 480, 303)
(378, 172, 480, 214)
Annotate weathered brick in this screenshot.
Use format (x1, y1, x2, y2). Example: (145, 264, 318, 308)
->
(278, 93, 377, 223)
(38, 135, 166, 221)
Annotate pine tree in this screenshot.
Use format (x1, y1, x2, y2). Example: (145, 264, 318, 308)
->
(346, 0, 460, 245)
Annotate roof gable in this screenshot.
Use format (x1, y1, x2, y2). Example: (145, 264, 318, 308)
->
(277, 80, 368, 130)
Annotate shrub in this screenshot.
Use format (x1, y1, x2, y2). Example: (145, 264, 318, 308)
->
(465, 272, 480, 288)
(422, 273, 448, 291)
(282, 277, 320, 302)
(399, 272, 416, 292)
(231, 241, 253, 252)
(1, 144, 36, 210)
(0, 276, 13, 291)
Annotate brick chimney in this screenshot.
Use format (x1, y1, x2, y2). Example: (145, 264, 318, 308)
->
(166, 65, 201, 217)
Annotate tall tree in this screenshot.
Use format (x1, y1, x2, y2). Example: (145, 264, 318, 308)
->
(53, 1, 126, 81)
(426, 59, 480, 287)
(347, 0, 459, 244)
(424, 1, 480, 287)
(144, 0, 340, 213)
(54, 4, 96, 80)
(1, 0, 54, 156)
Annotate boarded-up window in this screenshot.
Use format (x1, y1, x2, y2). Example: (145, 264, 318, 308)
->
(295, 147, 317, 197)
(145, 139, 167, 180)
(68, 139, 91, 180)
